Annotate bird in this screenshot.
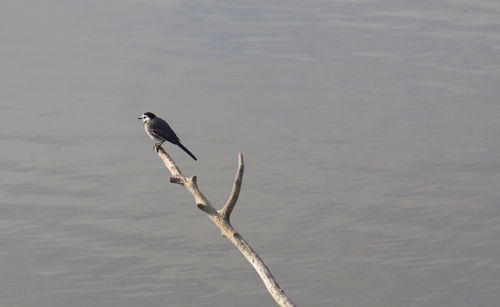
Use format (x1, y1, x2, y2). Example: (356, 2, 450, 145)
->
(138, 112, 197, 161)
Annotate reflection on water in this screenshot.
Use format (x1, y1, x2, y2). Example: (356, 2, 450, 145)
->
(1, 0, 500, 306)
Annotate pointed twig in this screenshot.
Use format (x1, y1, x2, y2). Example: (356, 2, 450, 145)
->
(219, 152, 244, 220)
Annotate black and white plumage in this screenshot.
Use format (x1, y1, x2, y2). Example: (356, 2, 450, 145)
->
(138, 112, 197, 161)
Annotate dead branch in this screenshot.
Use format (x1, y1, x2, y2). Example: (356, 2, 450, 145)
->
(153, 146, 295, 307)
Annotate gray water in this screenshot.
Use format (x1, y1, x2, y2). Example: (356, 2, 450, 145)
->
(1, 1, 500, 306)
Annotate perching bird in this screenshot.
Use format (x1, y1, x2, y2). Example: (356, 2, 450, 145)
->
(138, 112, 197, 161)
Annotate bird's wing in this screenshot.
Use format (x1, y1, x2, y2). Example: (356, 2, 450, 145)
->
(149, 118, 180, 143)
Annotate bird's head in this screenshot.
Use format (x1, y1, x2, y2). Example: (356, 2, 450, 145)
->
(138, 112, 156, 123)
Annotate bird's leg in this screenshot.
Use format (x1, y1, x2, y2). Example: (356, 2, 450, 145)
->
(153, 140, 165, 152)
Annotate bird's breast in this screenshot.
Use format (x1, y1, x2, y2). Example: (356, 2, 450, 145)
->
(144, 124, 158, 141)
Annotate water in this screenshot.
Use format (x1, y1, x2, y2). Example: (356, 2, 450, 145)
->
(1, 1, 500, 306)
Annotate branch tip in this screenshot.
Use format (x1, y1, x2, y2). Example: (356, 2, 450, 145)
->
(220, 153, 245, 219)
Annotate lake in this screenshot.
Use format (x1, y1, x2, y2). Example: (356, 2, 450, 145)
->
(1, 1, 499, 306)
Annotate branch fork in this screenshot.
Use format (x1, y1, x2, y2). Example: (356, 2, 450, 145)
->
(152, 145, 295, 307)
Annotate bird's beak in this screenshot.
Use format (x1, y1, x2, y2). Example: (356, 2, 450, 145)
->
(137, 117, 142, 120)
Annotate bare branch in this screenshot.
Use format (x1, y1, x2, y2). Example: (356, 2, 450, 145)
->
(155, 146, 183, 178)
(219, 152, 244, 220)
(152, 145, 295, 307)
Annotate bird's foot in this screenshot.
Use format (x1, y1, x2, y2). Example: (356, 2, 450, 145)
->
(153, 143, 160, 152)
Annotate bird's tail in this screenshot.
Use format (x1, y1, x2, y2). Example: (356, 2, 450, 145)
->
(177, 142, 197, 161)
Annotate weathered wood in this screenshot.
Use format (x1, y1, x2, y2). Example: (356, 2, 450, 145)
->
(153, 146, 295, 307)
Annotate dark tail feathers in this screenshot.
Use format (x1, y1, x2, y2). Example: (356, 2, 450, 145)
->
(177, 142, 197, 161)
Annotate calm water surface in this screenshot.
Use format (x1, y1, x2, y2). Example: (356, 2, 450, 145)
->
(1, 1, 500, 306)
